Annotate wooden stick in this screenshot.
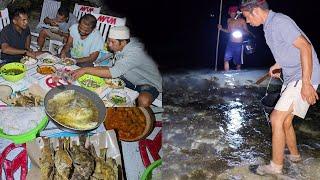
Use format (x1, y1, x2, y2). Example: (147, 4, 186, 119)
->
(255, 69, 281, 85)
(255, 72, 269, 85)
(214, 0, 223, 71)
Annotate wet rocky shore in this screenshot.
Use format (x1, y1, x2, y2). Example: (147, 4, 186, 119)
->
(162, 69, 320, 179)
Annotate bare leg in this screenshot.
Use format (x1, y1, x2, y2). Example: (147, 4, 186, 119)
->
(270, 105, 294, 165)
(236, 64, 241, 70)
(224, 61, 229, 71)
(283, 113, 299, 156)
(37, 29, 48, 51)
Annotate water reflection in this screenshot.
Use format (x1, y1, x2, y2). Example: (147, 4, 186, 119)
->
(225, 101, 245, 150)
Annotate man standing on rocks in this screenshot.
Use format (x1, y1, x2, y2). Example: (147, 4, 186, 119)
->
(240, 0, 320, 176)
(218, 5, 252, 71)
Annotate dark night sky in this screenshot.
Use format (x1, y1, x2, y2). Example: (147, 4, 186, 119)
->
(104, 0, 319, 70)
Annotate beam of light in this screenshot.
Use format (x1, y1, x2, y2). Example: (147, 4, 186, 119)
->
(232, 30, 243, 39)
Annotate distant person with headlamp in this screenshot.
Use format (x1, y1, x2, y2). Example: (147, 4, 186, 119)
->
(218, 5, 252, 71)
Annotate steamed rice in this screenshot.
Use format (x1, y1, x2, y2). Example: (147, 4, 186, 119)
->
(0, 107, 45, 135)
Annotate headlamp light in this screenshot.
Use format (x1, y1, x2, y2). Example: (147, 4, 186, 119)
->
(232, 30, 243, 38)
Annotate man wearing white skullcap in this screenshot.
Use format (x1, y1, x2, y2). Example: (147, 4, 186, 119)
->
(71, 26, 162, 107)
(108, 26, 130, 40)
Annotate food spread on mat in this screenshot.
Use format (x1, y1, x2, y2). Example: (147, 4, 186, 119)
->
(79, 78, 101, 89)
(61, 58, 75, 66)
(105, 108, 147, 140)
(37, 66, 56, 75)
(1, 68, 24, 76)
(6, 91, 43, 107)
(20, 56, 37, 65)
(105, 79, 125, 89)
(110, 95, 127, 105)
(42, 58, 56, 64)
(46, 90, 99, 130)
(39, 137, 118, 180)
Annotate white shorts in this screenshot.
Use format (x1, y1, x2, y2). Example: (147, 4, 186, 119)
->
(274, 80, 318, 119)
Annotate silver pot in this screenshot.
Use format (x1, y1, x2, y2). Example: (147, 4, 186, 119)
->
(44, 85, 106, 133)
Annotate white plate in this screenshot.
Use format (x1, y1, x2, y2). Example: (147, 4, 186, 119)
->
(20, 56, 38, 65)
(107, 90, 132, 107)
(60, 58, 76, 66)
(41, 57, 57, 65)
(0, 85, 13, 104)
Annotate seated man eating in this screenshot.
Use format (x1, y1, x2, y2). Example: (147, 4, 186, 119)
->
(71, 26, 162, 107)
(60, 14, 103, 67)
(37, 6, 78, 51)
(0, 8, 37, 65)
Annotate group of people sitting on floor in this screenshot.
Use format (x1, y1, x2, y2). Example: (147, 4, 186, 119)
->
(0, 7, 162, 107)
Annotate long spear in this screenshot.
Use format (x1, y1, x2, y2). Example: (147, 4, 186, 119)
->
(215, 0, 223, 71)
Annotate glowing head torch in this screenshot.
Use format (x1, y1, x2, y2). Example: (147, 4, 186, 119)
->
(232, 30, 243, 39)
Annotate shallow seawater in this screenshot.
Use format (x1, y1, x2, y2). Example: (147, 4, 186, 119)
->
(162, 69, 320, 180)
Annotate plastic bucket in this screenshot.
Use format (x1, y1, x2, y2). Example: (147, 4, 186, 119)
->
(0, 116, 49, 144)
(140, 159, 162, 180)
(243, 39, 256, 55)
(261, 92, 280, 113)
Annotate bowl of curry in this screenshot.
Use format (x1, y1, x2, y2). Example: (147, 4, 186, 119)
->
(37, 65, 56, 75)
(104, 107, 155, 141)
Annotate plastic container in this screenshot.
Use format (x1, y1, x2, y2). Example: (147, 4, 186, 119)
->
(0, 116, 49, 144)
(0, 62, 27, 82)
(140, 159, 162, 180)
(77, 74, 106, 91)
(261, 92, 280, 113)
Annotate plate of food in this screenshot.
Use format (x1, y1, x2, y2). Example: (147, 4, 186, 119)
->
(20, 56, 38, 65)
(27, 132, 122, 180)
(105, 78, 125, 89)
(61, 58, 76, 66)
(5, 90, 44, 107)
(0, 88, 47, 143)
(41, 58, 57, 65)
(77, 74, 106, 91)
(107, 90, 132, 107)
(37, 65, 56, 75)
(104, 107, 155, 141)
